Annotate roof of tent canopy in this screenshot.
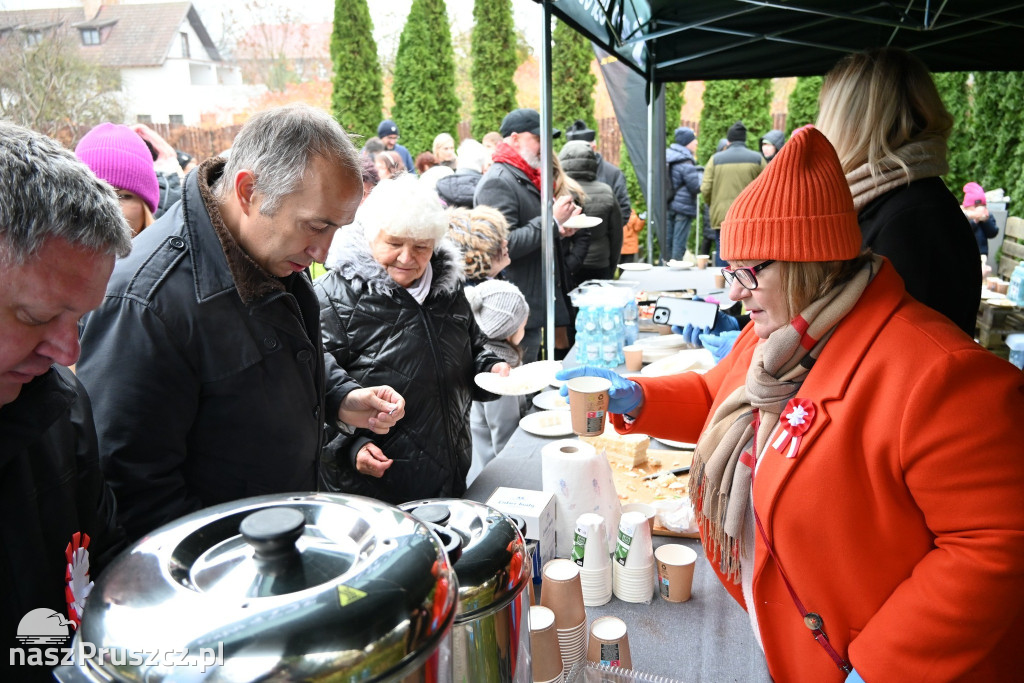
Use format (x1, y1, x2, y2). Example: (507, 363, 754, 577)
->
(540, 0, 1024, 80)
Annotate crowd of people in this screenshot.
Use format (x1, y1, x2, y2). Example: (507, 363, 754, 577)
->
(2, 44, 1021, 681)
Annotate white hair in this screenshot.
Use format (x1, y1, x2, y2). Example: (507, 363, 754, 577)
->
(455, 139, 489, 173)
(358, 174, 449, 244)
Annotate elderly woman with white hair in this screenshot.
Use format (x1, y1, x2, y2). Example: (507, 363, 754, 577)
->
(316, 174, 510, 504)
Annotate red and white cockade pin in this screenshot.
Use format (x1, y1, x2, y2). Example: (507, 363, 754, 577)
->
(65, 531, 93, 629)
(772, 398, 816, 459)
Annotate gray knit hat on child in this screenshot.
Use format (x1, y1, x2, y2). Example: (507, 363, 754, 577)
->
(466, 280, 529, 341)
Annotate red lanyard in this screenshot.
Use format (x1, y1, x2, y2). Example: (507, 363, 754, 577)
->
(748, 409, 853, 674)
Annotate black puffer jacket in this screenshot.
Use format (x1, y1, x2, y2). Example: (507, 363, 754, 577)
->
(559, 142, 624, 275)
(1, 367, 125, 670)
(435, 169, 482, 208)
(317, 226, 501, 504)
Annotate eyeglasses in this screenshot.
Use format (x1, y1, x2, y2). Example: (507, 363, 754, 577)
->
(721, 259, 775, 290)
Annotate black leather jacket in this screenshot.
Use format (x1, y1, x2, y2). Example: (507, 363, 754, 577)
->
(1, 367, 124, 660)
(317, 226, 500, 504)
(77, 159, 342, 541)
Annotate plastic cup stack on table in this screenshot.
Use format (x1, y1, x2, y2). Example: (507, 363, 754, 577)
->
(571, 513, 613, 606)
(530, 605, 565, 683)
(586, 616, 632, 670)
(612, 511, 656, 603)
(540, 559, 589, 677)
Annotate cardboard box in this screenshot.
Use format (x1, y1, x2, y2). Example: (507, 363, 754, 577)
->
(486, 487, 556, 582)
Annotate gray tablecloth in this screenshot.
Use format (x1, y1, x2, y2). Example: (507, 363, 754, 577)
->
(465, 426, 771, 682)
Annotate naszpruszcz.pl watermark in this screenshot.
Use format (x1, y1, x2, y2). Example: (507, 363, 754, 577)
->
(11, 640, 225, 671)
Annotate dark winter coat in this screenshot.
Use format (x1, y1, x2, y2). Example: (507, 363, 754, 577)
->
(595, 152, 631, 221)
(316, 226, 502, 504)
(666, 143, 703, 217)
(474, 161, 576, 331)
(969, 213, 1000, 256)
(77, 158, 337, 542)
(700, 141, 766, 228)
(560, 143, 624, 274)
(1, 367, 125, 664)
(435, 168, 483, 208)
(858, 176, 981, 335)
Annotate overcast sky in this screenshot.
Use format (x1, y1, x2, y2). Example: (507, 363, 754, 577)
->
(0, 0, 545, 55)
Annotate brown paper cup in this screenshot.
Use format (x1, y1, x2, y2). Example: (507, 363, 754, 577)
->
(713, 273, 726, 289)
(623, 345, 644, 372)
(587, 616, 631, 669)
(540, 559, 586, 629)
(529, 605, 564, 682)
(654, 543, 698, 602)
(567, 376, 612, 437)
(696, 254, 709, 269)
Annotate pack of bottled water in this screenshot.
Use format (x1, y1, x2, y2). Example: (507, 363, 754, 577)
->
(571, 282, 640, 369)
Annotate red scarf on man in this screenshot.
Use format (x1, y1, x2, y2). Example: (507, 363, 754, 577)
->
(491, 142, 542, 192)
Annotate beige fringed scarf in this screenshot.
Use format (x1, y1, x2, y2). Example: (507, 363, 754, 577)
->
(689, 256, 882, 582)
(846, 138, 949, 211)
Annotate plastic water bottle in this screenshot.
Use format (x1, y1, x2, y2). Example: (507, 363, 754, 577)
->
(574, 307, 590, 365)
(1009, 261, 1024, 307)
(599, 306, 624, 368)
(623, 299, 639, 346)
(583, 307, 601, 364)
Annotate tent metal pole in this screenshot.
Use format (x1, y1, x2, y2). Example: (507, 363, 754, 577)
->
(540, 0, 555, 359)
(646, 36, 655, 263)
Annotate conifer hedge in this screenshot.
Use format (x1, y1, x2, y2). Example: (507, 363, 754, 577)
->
(696, 79, 772, 166)
(470, 0, 517, 139)
(330, 0, 383, 141)
(785, 76, 822, 136)
(552, 18, 596, 150)
(392, 0, 460, 157)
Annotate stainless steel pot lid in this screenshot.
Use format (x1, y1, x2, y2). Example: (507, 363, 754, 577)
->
(401, 499, 529, 620)
(76, 492, 457, 681)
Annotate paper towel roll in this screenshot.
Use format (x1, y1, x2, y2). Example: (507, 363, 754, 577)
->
(542, 438, 622, 557)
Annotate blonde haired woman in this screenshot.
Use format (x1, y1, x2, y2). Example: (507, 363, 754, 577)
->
(815, 47, 980, 335)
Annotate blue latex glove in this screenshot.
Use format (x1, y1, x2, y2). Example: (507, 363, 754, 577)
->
(672, 296, 741, 347)
(845, 668, 865, 683)
(555, 366, 643, 414)
(698, 330, 740, 364)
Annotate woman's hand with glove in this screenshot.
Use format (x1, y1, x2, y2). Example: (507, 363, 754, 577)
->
(555, 366, 644, 415)
(672, 296, 740, 347)
(698, 330, 740, 364)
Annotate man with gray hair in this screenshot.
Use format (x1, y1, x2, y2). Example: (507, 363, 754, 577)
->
(435, 138, 490, 208)
(78, 105, 407, 541)
(0, 122, 130, 651)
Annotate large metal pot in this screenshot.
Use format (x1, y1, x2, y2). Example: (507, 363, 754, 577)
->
(401, 499, 532, 683)
(56, 493, 458, 682)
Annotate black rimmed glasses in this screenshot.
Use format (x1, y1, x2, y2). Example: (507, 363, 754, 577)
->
(721, 259, 775, 290)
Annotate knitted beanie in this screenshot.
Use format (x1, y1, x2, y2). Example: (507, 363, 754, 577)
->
(377, 119, 399, 138)
(962, 181, 986, 207)
(726, 121, 747, 143)
(674, 127, 696, 147)
(720, 125, 861, 262)
(75, 123, 159, 213)
(466, 279, 529, 341)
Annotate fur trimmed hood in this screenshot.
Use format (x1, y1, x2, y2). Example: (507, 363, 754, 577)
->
(325, 222, 465, 297)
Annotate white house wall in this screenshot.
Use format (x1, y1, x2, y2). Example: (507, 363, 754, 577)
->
(120, 64, 261, 125)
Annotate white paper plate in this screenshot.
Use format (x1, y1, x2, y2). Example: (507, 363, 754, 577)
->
(618, 262, 653, 272)
(635, 334, 689, 349)
(532, 389, 569, 411)
(563, 214, 603, 229)
(667, 260, 693, 270)
(652, 437, 697, 450)
(640, 348, 715, 377)
(519, 410, 573, 437)
(475, 359, 563, 396)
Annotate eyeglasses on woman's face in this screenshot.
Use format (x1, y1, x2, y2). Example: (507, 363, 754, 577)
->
(721, 259, 776, 290)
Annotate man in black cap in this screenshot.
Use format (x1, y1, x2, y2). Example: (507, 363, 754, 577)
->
(474, 108, 580, 362)
(377, 119, 415, 174)
(565, 119, 631, 221)
(699, 121, 766, 266)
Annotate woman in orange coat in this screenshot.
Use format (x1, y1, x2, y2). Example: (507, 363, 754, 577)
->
(559, 126, 1024, 682)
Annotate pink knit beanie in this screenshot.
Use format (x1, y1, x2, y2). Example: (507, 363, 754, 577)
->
(962, 182, 986, 208)
(720, 125, 861, 262)
(75, 123, 160, 213)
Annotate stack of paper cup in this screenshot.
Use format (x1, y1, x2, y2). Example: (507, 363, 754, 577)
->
(571, 513, 612, 606)
(529, 605, 564, 683)
(539, 559, 588, 677)
(612, 511, 655, 603)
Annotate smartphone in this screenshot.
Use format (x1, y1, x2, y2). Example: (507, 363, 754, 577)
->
(652, 296, 719, 328)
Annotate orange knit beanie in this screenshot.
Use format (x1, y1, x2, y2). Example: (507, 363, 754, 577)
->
(720, 125, 861, 262)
